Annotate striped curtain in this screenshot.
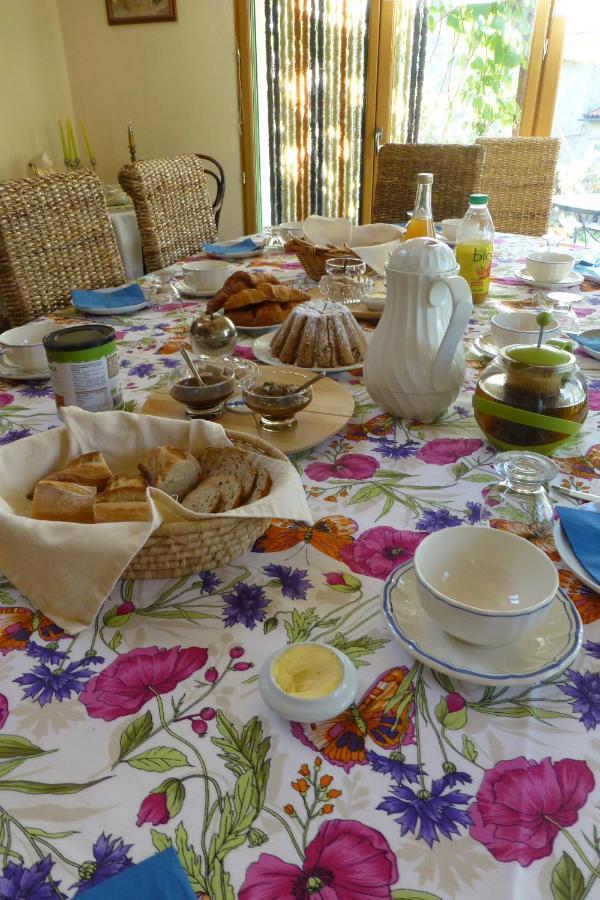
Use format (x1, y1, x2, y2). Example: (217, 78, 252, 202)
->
(390, 0, 429, 143)
(264, 0, 369, 224)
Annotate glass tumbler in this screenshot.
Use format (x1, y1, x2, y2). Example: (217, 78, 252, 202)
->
(481, 451, 558, 539)
(319, 256, 372, 305)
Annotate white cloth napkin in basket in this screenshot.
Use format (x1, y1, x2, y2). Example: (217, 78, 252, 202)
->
(302, 215, 404, 249)
(0, 408, 312, 633)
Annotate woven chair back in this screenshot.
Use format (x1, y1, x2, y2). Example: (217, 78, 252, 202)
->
(372, 143, 484, 224)
(0, 171, 125, 326)
(118, 155, 218, 270)
(476, 137, 560, 236)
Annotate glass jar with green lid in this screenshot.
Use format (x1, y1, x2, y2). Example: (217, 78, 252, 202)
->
(473, 343, 588, 454)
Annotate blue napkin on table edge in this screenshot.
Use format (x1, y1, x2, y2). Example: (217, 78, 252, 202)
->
(203, 237, 259, 255)
(566, 331, 600, 352)
(74, 848, 196, 899)
(557, 505, 600, 584)
(71, 283, 146, 310)
(574, 258, 600, 285)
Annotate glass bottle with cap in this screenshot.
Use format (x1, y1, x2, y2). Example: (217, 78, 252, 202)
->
(455, 193, 495, 304)
(405, 173, 435, 239)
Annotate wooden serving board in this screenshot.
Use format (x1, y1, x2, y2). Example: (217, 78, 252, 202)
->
(141, 369, 355, 455)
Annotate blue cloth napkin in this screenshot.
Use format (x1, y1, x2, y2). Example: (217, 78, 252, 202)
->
(203, 237, 259, 255)
(557, 506, 600, 584)
(574, 257, 600, 285)
(71, 283, 146, 310)
(76, 848, 196, 899)
(566, 331, 600, 352)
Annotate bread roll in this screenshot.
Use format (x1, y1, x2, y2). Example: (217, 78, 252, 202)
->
(31, 480, 96, 524)
(94, 501, 152, 523)
(96, 474, 148, 504)
(139, 446, 202, 500)
(48, 451, 112, 490)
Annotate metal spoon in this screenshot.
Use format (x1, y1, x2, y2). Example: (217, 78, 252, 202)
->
(179, 348, 205, 386)
(291, 371, 327, 393)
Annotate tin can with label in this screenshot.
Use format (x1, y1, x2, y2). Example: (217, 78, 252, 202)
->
(43, 325, 123, 412)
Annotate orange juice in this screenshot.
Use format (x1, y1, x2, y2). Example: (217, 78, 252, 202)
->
(456, 241, 493, 303)
(405, 216, 435, 239)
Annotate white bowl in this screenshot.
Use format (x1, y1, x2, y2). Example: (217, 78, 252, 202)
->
(182, 260, 232, 292)
(525, 251, 574, 284)
(273, 221, 304, 241)
(0, 322, 64, 372)
(413, 525, 558, 647)
(440, 218, 462, 241)
(258, 642, 358, 721)
(491, 311, 559, 349)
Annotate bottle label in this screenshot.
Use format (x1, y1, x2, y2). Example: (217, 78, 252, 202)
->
(456, 241, 493, 301)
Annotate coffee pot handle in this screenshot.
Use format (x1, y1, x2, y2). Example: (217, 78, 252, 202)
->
(429, 275, 472, 393)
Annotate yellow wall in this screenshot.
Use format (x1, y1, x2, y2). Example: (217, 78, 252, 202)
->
(57, 0, 244, 238)
(0, 0, 74, 181)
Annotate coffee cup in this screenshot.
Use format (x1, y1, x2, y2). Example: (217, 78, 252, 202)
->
(0, 323, 62, 372)
(491, 311, 559, 349)
(525, 251, 574, 284)
(181, 260, 232, 293)
(440, 218, 461, 242)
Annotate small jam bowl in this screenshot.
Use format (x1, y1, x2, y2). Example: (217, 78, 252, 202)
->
(525, 251, 574, 284)
(242, 369, 314, 431)
(491, 311, 559, 349)
(440, 218, 461, 242)
(258, 642, 358, 722)
(182, 260, 233, 293)
(170, 361, 236, 417)
(413, 525, 558, 647)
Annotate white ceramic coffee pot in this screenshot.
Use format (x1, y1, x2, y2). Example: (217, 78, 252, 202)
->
(364, 237, 472, 423)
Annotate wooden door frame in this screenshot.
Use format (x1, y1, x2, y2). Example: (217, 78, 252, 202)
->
(520, 0, 566, 137)
(234, 0, 258, 234)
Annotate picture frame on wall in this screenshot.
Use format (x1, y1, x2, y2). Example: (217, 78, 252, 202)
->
(105, 0, 177, 25)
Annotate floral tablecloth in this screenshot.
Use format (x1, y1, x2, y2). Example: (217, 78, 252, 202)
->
(0, 235, 599, 900)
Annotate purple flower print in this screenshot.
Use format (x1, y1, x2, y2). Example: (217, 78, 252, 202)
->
(240, 820, 398, 900)
(416, 508, 462, 532)
(161, 357, 180, 369)
(26, 642, 68, 665)
(15, 654, 104, 706)
(263, 564, 311, 600)
(0, 694, 8, 729)
(367, 750, 423, 784)
(73, 834, 133, 892)
(584, 640, 600, 659)
(469, 756, 594, 866)
(18, 384, 53, 399)
(0, 428, 31, 445)
(222, 583, 270, 629)
(0, 856, 60, 899)
(340, 526, 426, 579)
(369, 438, 420, 459)
(128, 324, 148, 332)
(129, 362, 155, 378)
(588, 379, 600, 411)
(0, 393, 13, 407)
(378, 773, 471, 846)
(465, 500, 484, 524)
(453, 405, 469, 417)
(306, 453, 379, 482)
(416, 438, 483, 465)
(560, 669, 600, 731)
(197, 571, 221, 595)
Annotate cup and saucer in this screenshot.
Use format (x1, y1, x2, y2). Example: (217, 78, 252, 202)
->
(473, 309, 560, 359)
(515, 251, 583, 289)
(0, 323, 59, 381)
(178, 260, 233, 298)
(382, 526, 582, 685)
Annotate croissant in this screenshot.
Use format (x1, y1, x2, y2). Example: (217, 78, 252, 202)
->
(206, 272, 280, 313)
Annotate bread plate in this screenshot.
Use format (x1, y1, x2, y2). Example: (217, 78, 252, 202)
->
(235, 323, 281, 336)
(253, 331, 368, 373)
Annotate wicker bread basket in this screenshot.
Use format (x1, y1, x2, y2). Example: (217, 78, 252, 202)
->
(285, 237, 373, 281)
(123, 430, 286, 580)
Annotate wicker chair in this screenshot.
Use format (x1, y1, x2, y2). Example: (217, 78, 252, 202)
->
(372, 143, 484, 223)
(118, 154, 221, 271)
(475, 137, 560, 236)
(0, 171, 125, 326)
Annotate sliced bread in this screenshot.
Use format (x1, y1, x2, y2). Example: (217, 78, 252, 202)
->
(246, 466, 271, 504)
(181, 476, 227, 514)
(139, 446, 202, 500)
(197, 447, 256, 500)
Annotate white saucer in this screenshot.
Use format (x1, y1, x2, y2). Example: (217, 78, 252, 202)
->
(253, 331, 368, 373)
(515, 268, 584, 290)
(472, 330, 499, 358)
(73, 301, 149, 316)
(553, 503, 600, 594)
(569, 328, 600, 360)
(0, 361, 50, 382)
(382, 563, 582, 685)
(177, 283, 215, 299)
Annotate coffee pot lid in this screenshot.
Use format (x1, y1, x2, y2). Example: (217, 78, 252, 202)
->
(387, 236, 458, 276)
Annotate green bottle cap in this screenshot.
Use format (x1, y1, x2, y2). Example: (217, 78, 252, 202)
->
(469, 194, 488, 205)
(507, 345, 571, 366)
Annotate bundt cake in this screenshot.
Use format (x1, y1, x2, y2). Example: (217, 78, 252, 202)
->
(269, 300, 367, 368)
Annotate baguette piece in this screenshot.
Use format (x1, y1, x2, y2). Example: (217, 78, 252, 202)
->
(139, 446, 202, 500)
(94, 501, 152, 523)
(182, 474, 242, 513)
(246, 466, 271, 504)
(96, 474, 148, 504)
(47, 451, 112, 490)
(31, 480, 96, 524)
(197, 448, 256, 500)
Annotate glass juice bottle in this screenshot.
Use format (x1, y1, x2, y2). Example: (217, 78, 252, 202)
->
(455, 194, 494, 304)
(405, 173, 435, 239)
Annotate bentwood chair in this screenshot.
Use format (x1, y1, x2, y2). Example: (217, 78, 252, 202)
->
(118, 154, 223, 271)
(475, 137, 561, 236)
(0, 170, 125, 326)
(372, 143, 484, 223)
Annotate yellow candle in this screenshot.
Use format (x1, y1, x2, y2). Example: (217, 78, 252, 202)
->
(80, 120, 94, 163)
(59, 120, 68, 161)
(67, 119, 79, 162)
